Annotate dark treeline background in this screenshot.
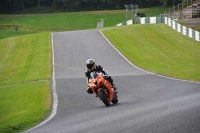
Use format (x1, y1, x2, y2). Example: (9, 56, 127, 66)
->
(1, 0, 181, 13)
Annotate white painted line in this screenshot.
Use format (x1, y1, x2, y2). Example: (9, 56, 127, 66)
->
(98, 30, 200, 84)
(23, 33, 58, 132)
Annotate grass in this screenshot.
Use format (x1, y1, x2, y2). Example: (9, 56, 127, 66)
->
(103, 24, 200, 82)
(0, 32, 52, 133)
(0, 30, 39, 40)
(0, 32, 52, 86)
(0, 81, 51, 133)
(0, 11, 126, 31)
(0, 6, 169, 32)
(0, 7, 199, 133)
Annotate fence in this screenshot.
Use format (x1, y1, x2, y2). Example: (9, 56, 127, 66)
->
(137, 17, 164, 24)
(162, 0, 200, 20)
(165, 17, 200, 41)
(116, 17, 164, 26)
(124, 4, 138, 21)
(116, 17, 200, 42)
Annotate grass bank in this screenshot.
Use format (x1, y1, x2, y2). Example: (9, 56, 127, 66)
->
(103, 24, 200, 82)
(0, 32, 52, 86)
(0, 82, 51, 133)
(0, 6, 169, 32)
(0, 30, 39, 40)
(0, 7, 199, 133)
(0, 32, 52, 133)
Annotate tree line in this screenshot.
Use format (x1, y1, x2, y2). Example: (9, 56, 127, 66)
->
(1, 0, 182, 13)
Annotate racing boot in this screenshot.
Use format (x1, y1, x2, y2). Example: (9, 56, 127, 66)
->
(111, 83, 117, 94)
(87, 87, 93, 94)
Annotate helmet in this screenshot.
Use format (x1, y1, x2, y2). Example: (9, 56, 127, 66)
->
(86, 59, 95, 70)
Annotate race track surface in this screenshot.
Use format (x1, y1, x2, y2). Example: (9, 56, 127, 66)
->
(27, 30, 200, 133)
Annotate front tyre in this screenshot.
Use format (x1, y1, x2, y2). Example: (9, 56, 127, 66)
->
(112, 94, 118, 104)
(98, 90, 110, 107)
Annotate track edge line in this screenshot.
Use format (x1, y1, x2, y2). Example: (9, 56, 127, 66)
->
(22, 33, 58, 133)
(98, 29, 200, 84)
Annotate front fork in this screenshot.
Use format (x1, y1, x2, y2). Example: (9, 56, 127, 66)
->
(93, 88, 106, 99)
(99, 87, 114, 102)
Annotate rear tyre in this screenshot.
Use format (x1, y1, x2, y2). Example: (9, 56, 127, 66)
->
(98, 90, 110, 107)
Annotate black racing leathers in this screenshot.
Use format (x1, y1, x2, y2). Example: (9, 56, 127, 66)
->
(85, 65, 114, 94)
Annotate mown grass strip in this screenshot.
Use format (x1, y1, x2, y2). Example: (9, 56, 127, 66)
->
(0, 32, 52, 86)
(0, 81, 51, 133)
(103, 24, 200, 82)
(0, 32, 52, 133)
(0, 30, 39, 40)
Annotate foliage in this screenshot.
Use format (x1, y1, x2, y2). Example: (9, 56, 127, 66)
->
(0, 0, 173, 13)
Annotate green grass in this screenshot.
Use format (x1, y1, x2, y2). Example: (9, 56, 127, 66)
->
(103, 24, 200, 82)
(0, 32, 52, 86)
(0, 7, 169, 32)
(0, 11, 125, 31)
(0, 30, 39, 40)
(138, 6, 169, 17)
(0, 7, 199, 133)
(0, 81, 51, 133)
(0, 32, 52, 133)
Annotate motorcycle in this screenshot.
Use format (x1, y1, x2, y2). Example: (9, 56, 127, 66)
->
(88, 71, 118, 107)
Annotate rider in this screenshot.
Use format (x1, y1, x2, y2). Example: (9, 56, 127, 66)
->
(85, 59, 117, 94)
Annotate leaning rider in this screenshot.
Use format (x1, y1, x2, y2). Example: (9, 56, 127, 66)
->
(85, 59, 117, 94)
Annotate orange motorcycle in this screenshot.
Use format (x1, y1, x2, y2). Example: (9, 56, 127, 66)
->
(88, 71, 118, 107)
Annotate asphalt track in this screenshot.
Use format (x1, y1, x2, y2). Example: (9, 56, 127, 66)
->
(26, 30, 200, 133)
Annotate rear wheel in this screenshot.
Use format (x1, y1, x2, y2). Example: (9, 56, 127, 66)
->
(98, 90, 110, 107)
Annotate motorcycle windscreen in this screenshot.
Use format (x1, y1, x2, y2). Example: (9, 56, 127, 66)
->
(90, 71, 98, 79)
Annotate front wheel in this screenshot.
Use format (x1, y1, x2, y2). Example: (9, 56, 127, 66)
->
(98, 90, 110, 107)
(112, 94, 118, 104)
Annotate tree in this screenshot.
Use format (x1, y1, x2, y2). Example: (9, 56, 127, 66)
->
(37, 0, 54, 7)
(159, 0, 168, 6)
(7, 0, 25, 10)
(37, 0, 41, 7)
